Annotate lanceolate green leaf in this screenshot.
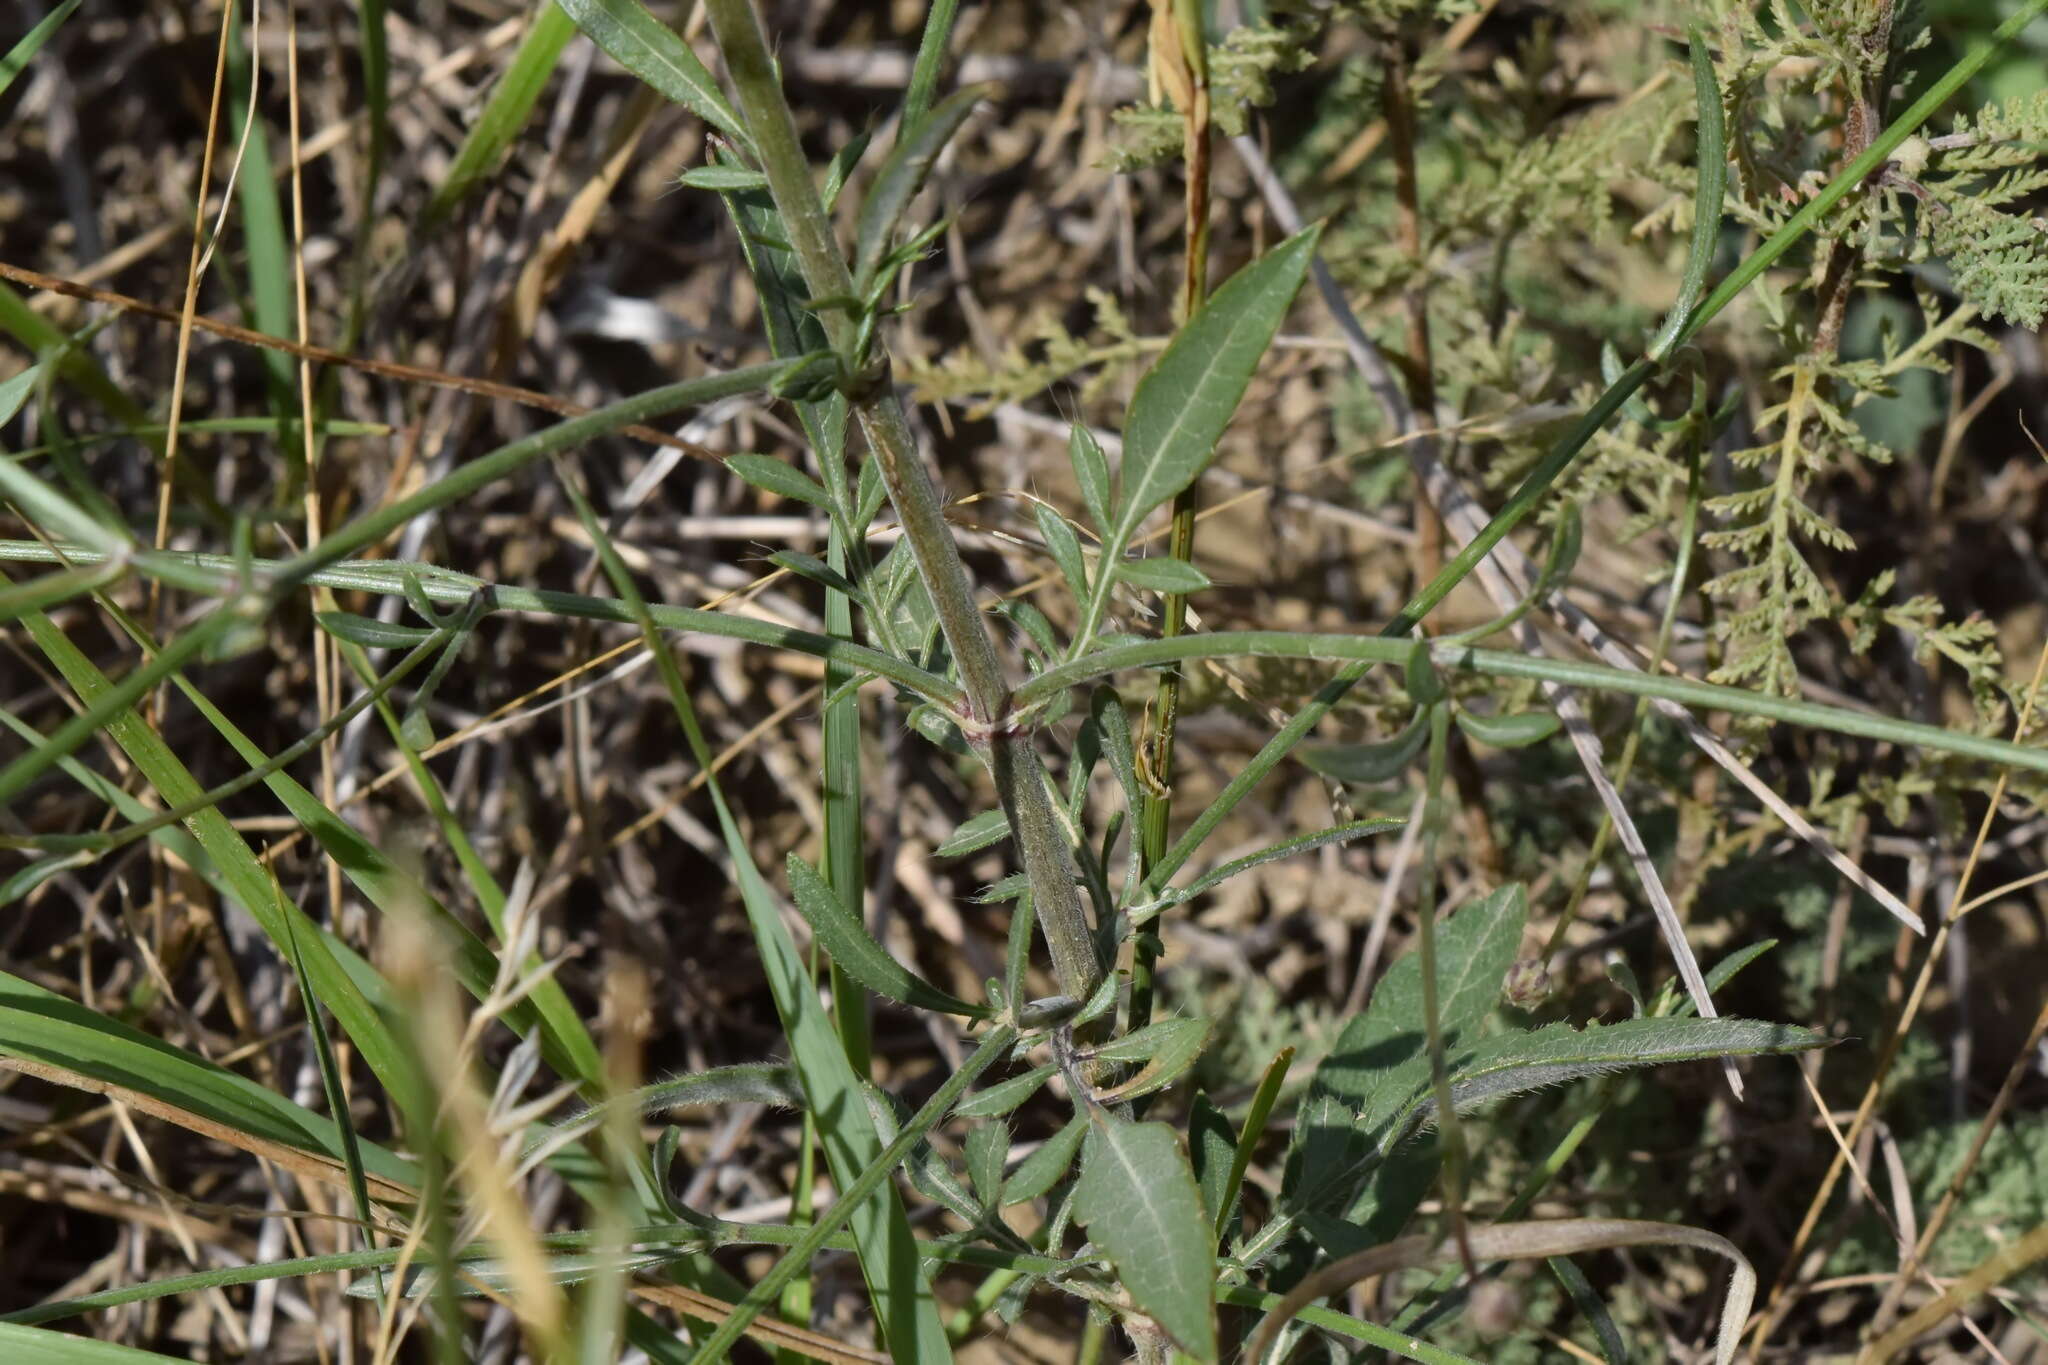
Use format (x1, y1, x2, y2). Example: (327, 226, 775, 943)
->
(1074, 1113, 1218, 1359)
(555, 0, 748, 147)
(1113, 555, 1210, 594)
(1111, 225, 1319, 547)
(786, 855, 990, 1018)
(1389, 1017, 1829, 1149)
(851, 85, 987, 297)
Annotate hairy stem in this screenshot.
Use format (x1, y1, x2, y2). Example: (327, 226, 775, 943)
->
(699, 0, 1099, 1001)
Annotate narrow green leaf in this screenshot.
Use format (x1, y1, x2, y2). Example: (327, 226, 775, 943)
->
(966, 1121, 1009, 1211)
(0, 361, 40, 426)
(1091, 1017, 1211, 1104)
(767, 549, 863, 604)
(1647, 28, 1727, 361)
(0, 968, 418, 1193)
(0, 0, 80, 101)
(1112, 226, 1319, 547)
(424, 1, 576, 228)
(1391, 1017, 1829, 1147)
(1069, 424, 1114, 531)
(1035, 503, 1090, 602)
(1139, 819, 1404, 919)
(679, 165, 770, 191)
(934, 808, 1010, 859)
(852, 85, 987, 296)
(10, 613, 421, 1096)
(556, 0, 749, 147)
(1453, 708, 1561, 749)
(316, 610, 437, 650)
(1113, 555, 1210, 594)
(786, 855, 988, 1018)
(1075, 1114, 1218, 1359)
(955, 1062, 1055, 1120)
(727, 452, 832, 509)
(278, 907, 381, 1294)
(1003, 1113, 1085, 1206)
(566, 473, 955, 1363)
(1188, 1094, 1236, 1232)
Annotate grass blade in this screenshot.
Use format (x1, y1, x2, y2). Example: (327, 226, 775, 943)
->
(0, 0, 81, 100)
(422, 0, 576, 229)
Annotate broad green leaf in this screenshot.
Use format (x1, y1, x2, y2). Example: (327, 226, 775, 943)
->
(1090, 1016, 1211, 1103)
(1287, 886, 1527, 1233)
(852, 85, 987, 296)
(1453, 708, 1561, 748)
(1003, 1114, 1085, 1205)
(955, 1062, 1055, 1119)
(1187, 1094, 1236, 1233)
(1111, 225, 1319, 548)
(424, 2, 575, 228)
(0, 1322, 192, 1363)
(0, 0, 80, 101)
(726, 453, 832, 509)
(934, 807, 1010, 859)
(1075, 1114, 1218, 1359)
(556, 0, 748, 147)
(786, 855, 989, 1018)
(1113, 555, 1210, 594)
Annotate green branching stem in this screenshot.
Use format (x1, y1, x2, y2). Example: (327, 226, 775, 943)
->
(700, 0, 1100, 1002)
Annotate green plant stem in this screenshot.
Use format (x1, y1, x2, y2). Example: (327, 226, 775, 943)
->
(700, 0, 1100, 1002)
(1415, 703, 1472, 1270)
(1014, 631, 2048, 782)
(683, 1024, 1018, 1363)
(1131, 0, 1214, 1037)
(0, 542, 960, 709)
(902, 0, 962, 132)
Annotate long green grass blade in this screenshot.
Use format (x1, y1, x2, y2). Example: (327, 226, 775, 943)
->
(0, 0, 80, 100)
(8, 608, 418, 1093)
(0, 968, 418, 1192)
(423, 0, 576, 229)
